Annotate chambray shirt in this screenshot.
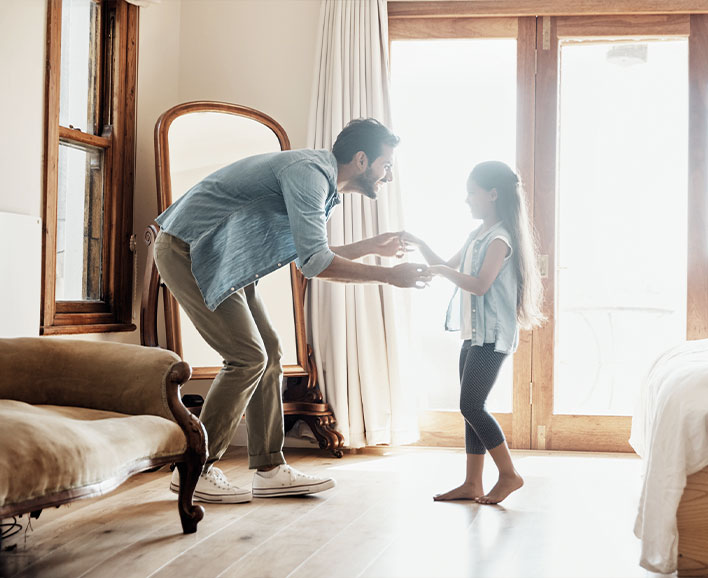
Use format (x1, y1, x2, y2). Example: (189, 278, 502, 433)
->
(156, 149, 340, 311)
(445, 221, 520, 354)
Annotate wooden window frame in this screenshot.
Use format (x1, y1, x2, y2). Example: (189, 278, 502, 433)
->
(42, 0, 138, 334)
(388, 1, 708, 19)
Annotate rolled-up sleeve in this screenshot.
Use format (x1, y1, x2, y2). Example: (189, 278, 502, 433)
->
(278, 161, 336, 278)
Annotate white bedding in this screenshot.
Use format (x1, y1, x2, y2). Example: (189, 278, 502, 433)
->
(630, 338, 708, 574)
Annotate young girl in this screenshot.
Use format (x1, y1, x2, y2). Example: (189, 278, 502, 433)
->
(403, 161, 545, 505)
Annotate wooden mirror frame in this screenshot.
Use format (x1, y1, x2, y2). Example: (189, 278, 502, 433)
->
(153, 101, 309, 379)
(143, 100, 344, 457)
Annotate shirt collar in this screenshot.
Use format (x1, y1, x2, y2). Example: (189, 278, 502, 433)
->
(327, 150, 341, 209)
(473, 220, 504, 242)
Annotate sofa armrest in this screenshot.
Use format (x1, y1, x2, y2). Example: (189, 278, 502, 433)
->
(0, 337, 191, 421)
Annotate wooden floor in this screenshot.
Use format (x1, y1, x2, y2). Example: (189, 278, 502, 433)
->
(0, 446, 673, 578)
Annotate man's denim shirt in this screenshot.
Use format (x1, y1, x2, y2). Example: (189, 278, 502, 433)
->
(156, 149, 340, 311)
(444, 221, 519, 354)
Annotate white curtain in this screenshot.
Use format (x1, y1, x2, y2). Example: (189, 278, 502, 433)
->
(306, 0, 418, 448)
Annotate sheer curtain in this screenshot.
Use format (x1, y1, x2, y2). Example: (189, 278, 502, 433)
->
(306, 0, 418, 448)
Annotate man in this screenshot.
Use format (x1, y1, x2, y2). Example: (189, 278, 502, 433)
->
(154, 118, 429, 503)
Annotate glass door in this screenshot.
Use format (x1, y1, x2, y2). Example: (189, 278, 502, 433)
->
(388, 11, 708, 452)
(389, 17, 537, 449)
(532, 15, 708, 451)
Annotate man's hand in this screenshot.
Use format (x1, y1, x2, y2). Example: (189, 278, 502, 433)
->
(368, 232, 411, 258)
(388, 262, 432, 288)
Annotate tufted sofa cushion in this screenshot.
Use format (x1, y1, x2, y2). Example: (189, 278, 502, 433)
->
(0, 400, 187, 509)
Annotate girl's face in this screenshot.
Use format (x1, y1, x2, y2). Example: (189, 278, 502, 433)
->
(466, 178, 497, 220)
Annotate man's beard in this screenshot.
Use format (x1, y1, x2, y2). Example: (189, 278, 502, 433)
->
(354, 168, 380, 199)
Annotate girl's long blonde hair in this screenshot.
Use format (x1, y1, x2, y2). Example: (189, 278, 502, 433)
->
(469, 161, 546, 329)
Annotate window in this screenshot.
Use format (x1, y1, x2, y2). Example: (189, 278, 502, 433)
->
(42, 0, 137, 334)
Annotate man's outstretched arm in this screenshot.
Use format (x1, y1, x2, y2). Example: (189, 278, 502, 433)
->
(316, 255, 430, 288)
(330, 232, 409, 261)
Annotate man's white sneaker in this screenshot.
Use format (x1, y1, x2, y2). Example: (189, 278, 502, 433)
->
(170, 466, 252, 504)
(252, 464, 335, 497)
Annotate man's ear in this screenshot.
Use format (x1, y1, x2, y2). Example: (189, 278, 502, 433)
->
(353, 150, 368, 171)
(489, 188, 499, 202)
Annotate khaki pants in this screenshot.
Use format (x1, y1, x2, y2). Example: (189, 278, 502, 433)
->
(153, 231, 285, 469)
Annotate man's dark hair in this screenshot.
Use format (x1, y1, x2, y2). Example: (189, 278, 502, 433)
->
(331, 118, 400, 164)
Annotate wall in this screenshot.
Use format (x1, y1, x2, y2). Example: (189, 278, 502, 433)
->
(0, 0, 46, 219)
(0, 0, 47, 337)
(176, 0, 321, 149)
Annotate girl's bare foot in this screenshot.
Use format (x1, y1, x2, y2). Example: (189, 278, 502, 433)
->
(475, 473, 523, 504)
(433, 483, 484, 501)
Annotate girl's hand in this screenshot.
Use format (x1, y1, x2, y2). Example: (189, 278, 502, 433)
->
(400, 231, 425, 251)
(369, 232, 411, 258)
(428, 264, 450, 276)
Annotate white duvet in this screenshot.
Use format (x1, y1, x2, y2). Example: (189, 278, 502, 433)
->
(630, 338, 708, 574)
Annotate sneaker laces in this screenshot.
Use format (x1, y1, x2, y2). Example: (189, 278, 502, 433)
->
(203, 466, 235, 490)
(282, 465, 322, 482)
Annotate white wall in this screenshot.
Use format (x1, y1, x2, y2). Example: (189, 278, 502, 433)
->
(0, 0, 46, 218)
(176, 0, 321, 149)
(0, 0, 46, 337)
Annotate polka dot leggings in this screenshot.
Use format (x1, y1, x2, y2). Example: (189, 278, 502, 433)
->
(459, 341, 508, 454)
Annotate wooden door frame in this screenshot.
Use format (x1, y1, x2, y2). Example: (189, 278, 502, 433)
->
(531, 14, 708, 452)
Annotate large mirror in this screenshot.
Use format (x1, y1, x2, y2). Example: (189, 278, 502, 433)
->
(154, 101, 309, 379)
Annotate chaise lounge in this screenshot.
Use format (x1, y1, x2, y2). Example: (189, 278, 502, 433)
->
(0, 337, 207, 534)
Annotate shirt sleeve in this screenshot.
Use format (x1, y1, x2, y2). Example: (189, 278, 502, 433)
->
(278, 161, 336, 278)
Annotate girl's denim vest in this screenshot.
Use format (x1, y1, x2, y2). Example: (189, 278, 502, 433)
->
(445, 222, 520, 354)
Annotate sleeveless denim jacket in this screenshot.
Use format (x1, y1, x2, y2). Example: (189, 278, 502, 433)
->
(444, 221, 519, 354)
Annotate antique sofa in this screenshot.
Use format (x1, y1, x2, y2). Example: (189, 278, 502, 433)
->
(0, 337, 207, 534)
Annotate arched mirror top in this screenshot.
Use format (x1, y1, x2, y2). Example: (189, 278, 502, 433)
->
(155, 101, 291, 214)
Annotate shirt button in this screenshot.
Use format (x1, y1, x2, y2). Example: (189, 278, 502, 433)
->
(277, 263, 282, 267)
(255, 274, 259, 278)
(472, 309, 476, 313)
(230, 287, 235, 291)
(472, 328, 476, 332)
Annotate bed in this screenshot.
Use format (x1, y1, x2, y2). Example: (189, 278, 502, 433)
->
(630, 338, 708, 576)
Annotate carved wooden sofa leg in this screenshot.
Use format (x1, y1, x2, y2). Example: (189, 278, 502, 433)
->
(175, 457, 204, 534)
(165, 361, 208, 534)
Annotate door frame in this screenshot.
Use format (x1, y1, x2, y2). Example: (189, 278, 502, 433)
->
(531, 14, 708, 451)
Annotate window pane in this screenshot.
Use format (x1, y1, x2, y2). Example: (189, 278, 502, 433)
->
(391, 39, 517, 412)
(56, 141, 104, 301)
(554, 39, 688, 415)
(60, 0, 100, 133)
